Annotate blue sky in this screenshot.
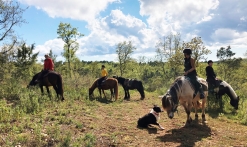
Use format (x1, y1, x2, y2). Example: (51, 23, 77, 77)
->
(15, 0, 247, 62)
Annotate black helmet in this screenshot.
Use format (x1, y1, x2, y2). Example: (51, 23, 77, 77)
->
(207, 60, 213, 64)
(102, 65, 105, 68)
(183, 48, 192, 54)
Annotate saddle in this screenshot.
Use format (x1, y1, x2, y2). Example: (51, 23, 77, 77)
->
(124, 79, 134, 87)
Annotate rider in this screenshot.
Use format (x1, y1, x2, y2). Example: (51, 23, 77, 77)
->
(35, 54, 54, 83)
(183, 48, 205, 99)
(206, 60, 218, 88)
(98, 65, 108, 88)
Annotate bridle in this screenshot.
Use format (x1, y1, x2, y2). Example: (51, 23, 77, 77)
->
(166, 93, 178, 113)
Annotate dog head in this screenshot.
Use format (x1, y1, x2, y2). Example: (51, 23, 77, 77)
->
(152, 105, 163, 113)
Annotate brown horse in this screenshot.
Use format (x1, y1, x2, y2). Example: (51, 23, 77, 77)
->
(89, 78, 118, 101)
(28, 71, 65, 101)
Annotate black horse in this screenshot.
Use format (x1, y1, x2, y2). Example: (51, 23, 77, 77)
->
(28, 71, 65, 101)
(208, 80, 239, 110)
(113, 76, 145, 100)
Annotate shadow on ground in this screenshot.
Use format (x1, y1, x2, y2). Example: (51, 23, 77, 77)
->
(156, 122, 211, 147)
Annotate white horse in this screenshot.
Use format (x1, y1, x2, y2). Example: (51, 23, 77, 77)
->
(161, 76, 208, 126)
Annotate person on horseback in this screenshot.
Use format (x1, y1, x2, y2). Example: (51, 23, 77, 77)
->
(35, 54, 54, 83)
(183, 48, 205, 99)
(98, 65, 108, 88)
(205, 60, 218, 87)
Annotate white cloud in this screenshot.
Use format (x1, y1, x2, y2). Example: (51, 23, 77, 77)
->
(18, 0, 120, 21)
(139, 0, 219, 35)
(211, 29, 247, 44)
(18, 0, 247, 62)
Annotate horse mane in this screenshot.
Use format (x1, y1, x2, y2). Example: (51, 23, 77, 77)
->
(169, 76, 183, 88)
(220, 81, 238, 99)
(89, 78, 99, 89)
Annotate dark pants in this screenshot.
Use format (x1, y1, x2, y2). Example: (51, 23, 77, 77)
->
(207, 77, 218, 87)
(98, 76, 106, 87)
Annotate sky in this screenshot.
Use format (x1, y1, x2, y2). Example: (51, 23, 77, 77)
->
(14, 0, 247, 62)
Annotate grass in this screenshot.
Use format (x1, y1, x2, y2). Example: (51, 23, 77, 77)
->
(0, 84, 247, 146)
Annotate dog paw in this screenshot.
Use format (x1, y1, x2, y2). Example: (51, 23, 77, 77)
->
(160, 126, 165, 130)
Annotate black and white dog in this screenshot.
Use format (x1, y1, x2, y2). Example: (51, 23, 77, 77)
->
(137, 105, 164, 130)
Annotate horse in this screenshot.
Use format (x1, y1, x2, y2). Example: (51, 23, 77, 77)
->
(112, 76, 145, 100)
(208, 80, 239, 110)
(89, 78, 118, 101)
(161, 76, 208, 126)
(28, 71, 65, 101)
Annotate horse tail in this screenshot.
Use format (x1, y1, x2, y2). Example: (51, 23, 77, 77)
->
(114, 79, 118, 100)
(57, 73, 64, 101)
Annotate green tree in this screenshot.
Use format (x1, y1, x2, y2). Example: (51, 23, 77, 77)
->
(155, 33, 183, 79)
(216, 45, 242, 81)
(116, 41, 136, 76)
(57, 22, 84, 76)
(14, 43, 39, 79)
(183, 37, 211, 66)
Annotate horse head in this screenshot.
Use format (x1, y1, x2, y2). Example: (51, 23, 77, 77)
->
(161, 93, 178, 119)
(230, 96, 239, 110)
(88, 87, 94, 96)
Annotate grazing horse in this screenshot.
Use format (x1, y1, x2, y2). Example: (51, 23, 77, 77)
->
(161, 76, 208, 126)
(28, 71, 65, 101)
(208, 80, 239, 110)
(89, 78, 118, 101)
(113, 76, 145, 100)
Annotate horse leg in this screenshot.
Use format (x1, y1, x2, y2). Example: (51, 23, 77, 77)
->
(40, 86, 44, 95)
(183, 102, 192, 126)
(127, 89, 130, 99)
(201, 98, 207, 123)
(98, 88, 102, 99)
(123, 87, 128, 99)
(194, 101, 198, 121)
(110, 89, 114, 101)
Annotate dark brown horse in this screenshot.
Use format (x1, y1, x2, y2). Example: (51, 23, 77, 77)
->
(28, 71, 64, 101)
(89, 78, 118, 101)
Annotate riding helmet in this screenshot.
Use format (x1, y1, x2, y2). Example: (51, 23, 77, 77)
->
(183, 48, 192, 55)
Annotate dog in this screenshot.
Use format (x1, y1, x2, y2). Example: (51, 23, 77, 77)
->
(137, 105, 164, 130)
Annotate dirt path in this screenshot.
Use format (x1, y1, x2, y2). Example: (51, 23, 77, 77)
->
(79, 93, 247, 147)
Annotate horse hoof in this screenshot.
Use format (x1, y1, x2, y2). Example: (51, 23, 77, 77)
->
(140, 97, 145, 100)
(195, 114, 198, 118)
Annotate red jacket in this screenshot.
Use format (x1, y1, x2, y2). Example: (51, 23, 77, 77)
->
(44, 58, 54, 70)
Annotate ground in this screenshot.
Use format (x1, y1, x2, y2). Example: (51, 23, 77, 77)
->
(1, 91, 247, 147)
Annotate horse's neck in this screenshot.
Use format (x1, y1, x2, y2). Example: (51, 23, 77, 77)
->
(220, 81, 238, 100)
(118, 77, 125, 85)
(169, 85, 179, 104)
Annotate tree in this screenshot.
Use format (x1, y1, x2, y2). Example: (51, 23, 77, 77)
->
(182, 37, 211, 66)
(216, 45, 242, 81)
(155, 33, 183, 79)
(116, 41, 136, 76)
(0, 0, 26, 54)
(57, 22, 84, 76)
(14, 43, 39, 79)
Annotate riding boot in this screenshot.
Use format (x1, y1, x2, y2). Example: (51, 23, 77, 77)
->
(199, 87, 205, 99)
